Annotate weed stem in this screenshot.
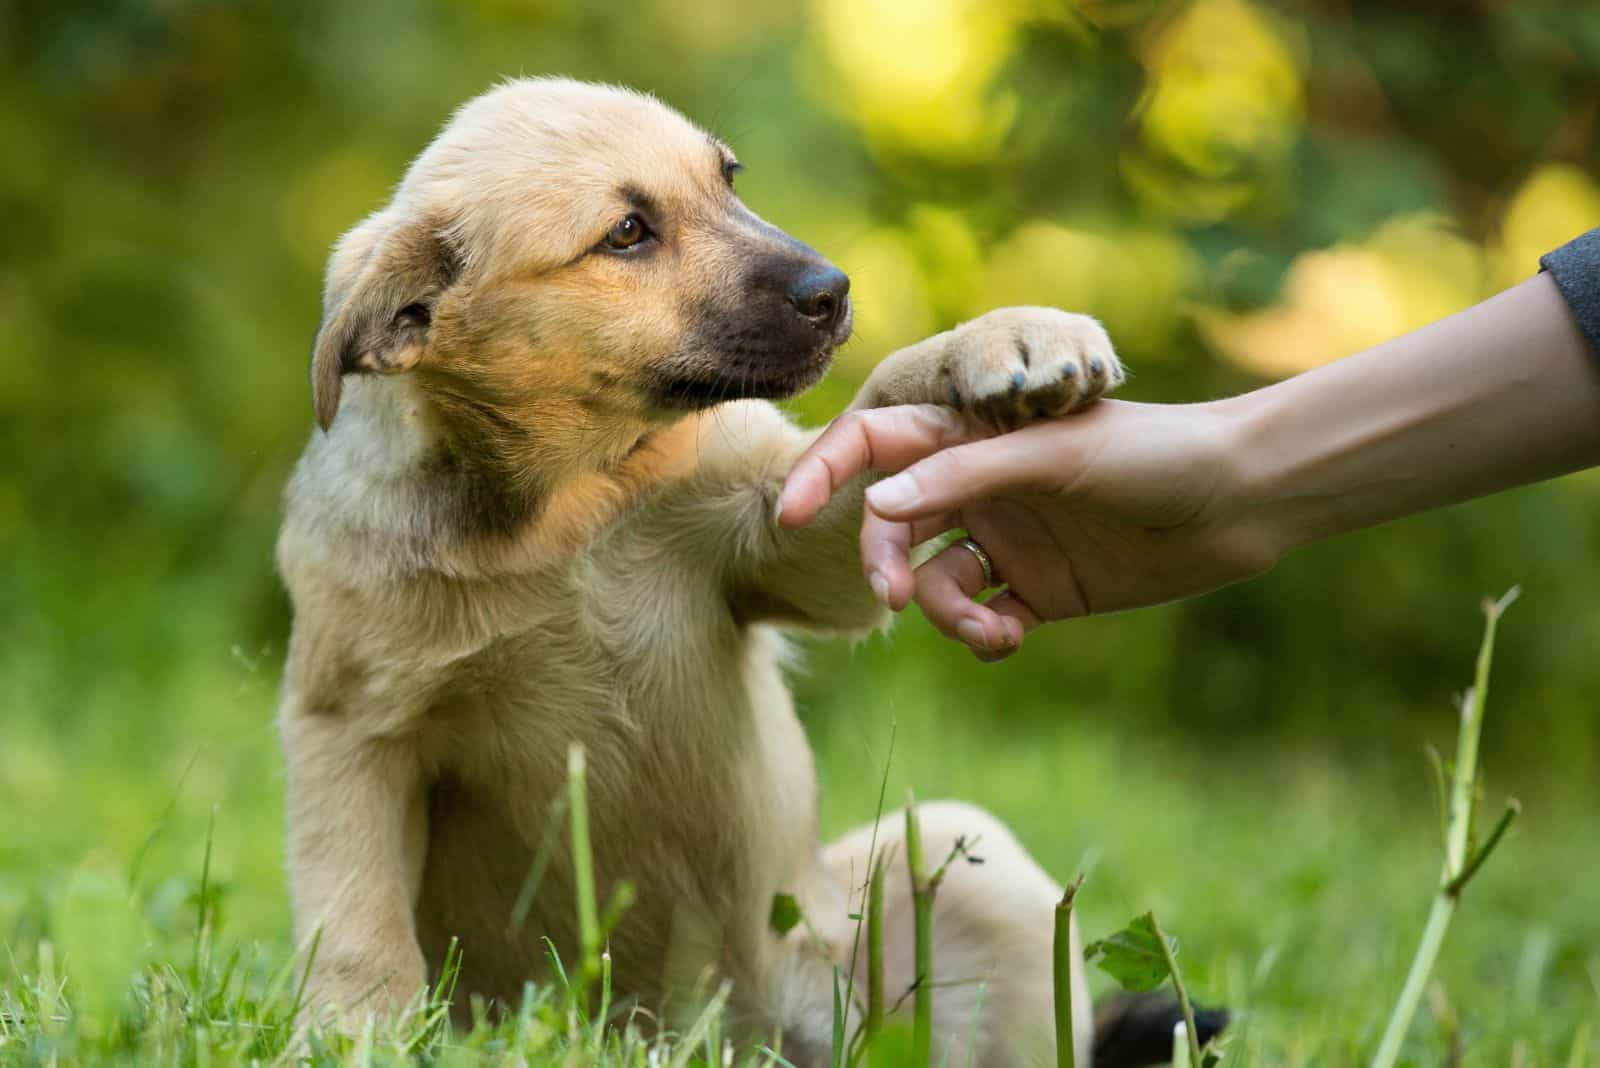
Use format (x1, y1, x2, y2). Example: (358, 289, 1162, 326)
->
(1370, 589, 1519, 1068)
(1053, 874, 1085, 1068)
(1149, 910, 1202, 1067)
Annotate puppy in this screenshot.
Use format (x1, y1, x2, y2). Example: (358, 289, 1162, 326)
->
(277, 77, 1132, 1066)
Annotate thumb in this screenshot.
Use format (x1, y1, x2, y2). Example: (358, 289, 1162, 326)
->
(864, 424, 1058, 521)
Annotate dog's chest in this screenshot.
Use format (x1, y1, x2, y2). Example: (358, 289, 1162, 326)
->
(410, 549, 820, 1002)
(416, 542, 796, 830)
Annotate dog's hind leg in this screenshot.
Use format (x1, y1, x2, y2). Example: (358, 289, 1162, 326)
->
(818, 802, 1092, 1068)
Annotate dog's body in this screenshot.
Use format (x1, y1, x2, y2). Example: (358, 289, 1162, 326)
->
(278, 79, 1131, 1066)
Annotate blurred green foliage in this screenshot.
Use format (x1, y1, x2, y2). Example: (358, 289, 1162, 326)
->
(3, 1, 1600, 1060)
(7, 0, 1600, 775)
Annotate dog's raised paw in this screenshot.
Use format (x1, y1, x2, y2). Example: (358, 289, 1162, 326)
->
(939, 306, 1123, 429)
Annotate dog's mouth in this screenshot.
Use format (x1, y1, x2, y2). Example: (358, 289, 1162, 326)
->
(651, 289, 853, 411)
(650, 341, 839, 411)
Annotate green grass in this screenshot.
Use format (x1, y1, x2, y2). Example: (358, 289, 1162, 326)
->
(8, 4, 1600, 1062)
(3, 600, 1598, 1067)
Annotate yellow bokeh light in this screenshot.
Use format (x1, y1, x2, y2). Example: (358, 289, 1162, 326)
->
(810, 0, 1020, 159)
(1494, 163, 1600, 289)
(1129, 0, 1303, 222)
(833, 225, 939, 368)
(1199, 214, 1486, 378)
(981, 221, 1198, 359)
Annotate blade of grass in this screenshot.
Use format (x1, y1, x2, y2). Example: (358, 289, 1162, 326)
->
(866, 849, 887, 1046)
(666, 981, 733, 1068)
(191, 806, 216, 989)
(1445, 800, 1520, 897)
(1566, 1020, 1592, 1068)
(568, 744, 601, 996)
(905, 792, 932, 1068)
(598, 947, 612, 1044)
(543, 936, 570, 992)
(508, 791, 569, 935)
(1053, 874, 1085, 1068)
(832, 964, 846, 1068)
(844, 719, 898, 1062)
(281, 924, 322, 1037)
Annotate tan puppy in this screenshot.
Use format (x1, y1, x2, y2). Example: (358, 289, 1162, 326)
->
(277, 78, 1129, 1067)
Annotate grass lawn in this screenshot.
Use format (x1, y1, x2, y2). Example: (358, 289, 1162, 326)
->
(2, 593, 1596, 1067)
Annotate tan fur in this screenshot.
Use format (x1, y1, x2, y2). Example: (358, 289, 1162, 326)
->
(278, 77, 1121, 1066)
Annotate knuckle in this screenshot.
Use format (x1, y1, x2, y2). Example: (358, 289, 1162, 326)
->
(921, 453, 961, 486)
(917, 403, 965, 436)
(833, 410, 867, 438)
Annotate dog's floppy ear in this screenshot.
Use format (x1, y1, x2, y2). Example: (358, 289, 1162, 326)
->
(311, 212, 457, 431)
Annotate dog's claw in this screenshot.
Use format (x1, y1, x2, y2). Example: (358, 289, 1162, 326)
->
(937, 307, 1122, 427)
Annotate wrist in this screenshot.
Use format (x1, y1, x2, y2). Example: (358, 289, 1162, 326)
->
(1208, 386, 1317, 564)
(1213, 273, 1600, 562)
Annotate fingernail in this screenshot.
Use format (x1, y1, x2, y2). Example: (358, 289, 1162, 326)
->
(869, 570, 891, 607)
(867, 476, 916, 513)
(772, 494, 786, 524)
(956, 618, 987, 649)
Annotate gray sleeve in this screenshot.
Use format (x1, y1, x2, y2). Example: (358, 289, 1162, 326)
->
(1540, 228, 1600, 356)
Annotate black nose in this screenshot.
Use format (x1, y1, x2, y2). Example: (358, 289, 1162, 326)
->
(787, 264, 850, 332)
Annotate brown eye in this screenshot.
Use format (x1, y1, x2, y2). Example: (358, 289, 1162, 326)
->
(604, 213, 650, 250)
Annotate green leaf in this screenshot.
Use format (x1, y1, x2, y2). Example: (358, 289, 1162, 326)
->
(770, 892, 803, 936)
(1084, 914, 1176, 993)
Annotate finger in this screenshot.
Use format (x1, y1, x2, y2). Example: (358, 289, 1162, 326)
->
(861, 510, 957, 611)
(864, 423, 1058, 523)
(860, 510, 910, 609)
(956, 592, 1032, 665)
(978, 590, 1042, 641)
(776, 405, 975, 529)
(914, 543, 1017, 656)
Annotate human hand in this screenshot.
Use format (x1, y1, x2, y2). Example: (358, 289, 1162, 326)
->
(774, 400, 1279, 660)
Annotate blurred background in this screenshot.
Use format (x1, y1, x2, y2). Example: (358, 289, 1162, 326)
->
(3, 1, 1599, 1062)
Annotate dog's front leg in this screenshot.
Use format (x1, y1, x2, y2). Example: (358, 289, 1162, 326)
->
(684, 405, 888, 633)
(280, 708, 429, 1024)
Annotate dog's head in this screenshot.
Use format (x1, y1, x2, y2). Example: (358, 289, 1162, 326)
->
(310, 78, 851, 441)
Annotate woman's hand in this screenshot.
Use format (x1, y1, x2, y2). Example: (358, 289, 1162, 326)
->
(775, 399, 1278, 660)
(776, 274, 1600, 661)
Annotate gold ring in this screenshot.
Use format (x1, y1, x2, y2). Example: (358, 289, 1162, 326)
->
(955, 536, 995, 589)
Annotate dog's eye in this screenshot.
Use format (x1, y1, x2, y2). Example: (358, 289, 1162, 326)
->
(604, 214, 651, 251)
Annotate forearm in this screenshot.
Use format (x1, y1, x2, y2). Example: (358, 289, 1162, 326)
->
(1228, 272, 1600, 554)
